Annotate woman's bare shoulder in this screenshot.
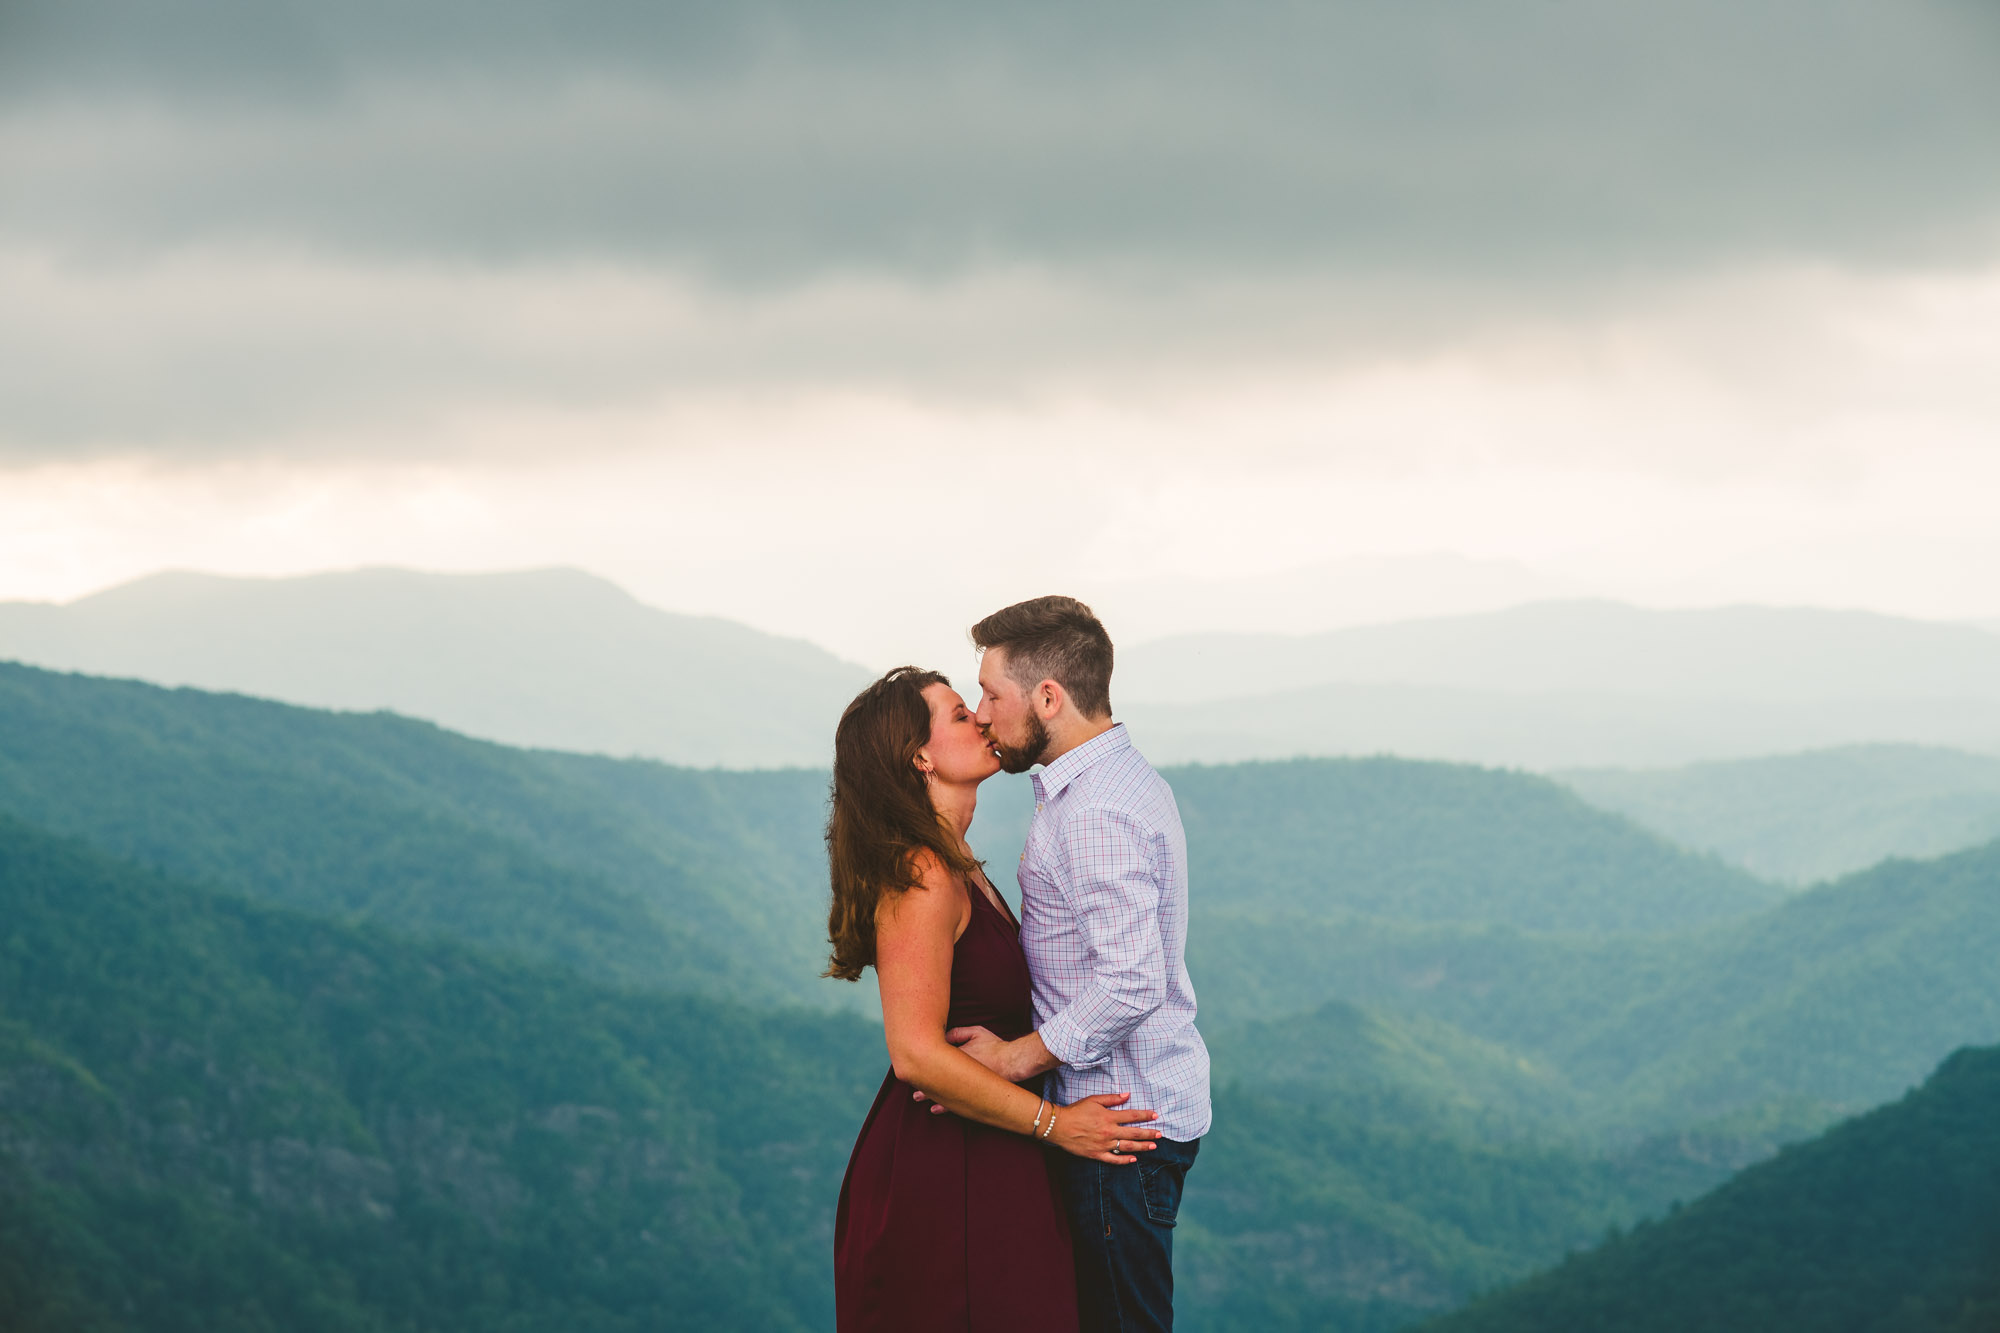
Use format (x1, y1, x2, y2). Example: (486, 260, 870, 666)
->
(880, 847, 970, 934)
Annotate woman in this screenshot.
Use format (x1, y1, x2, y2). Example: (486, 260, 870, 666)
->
(827, 667, 1163, 1331)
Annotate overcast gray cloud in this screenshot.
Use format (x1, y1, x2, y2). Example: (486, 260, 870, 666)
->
(3, 0, 1999, 458)
(5, 0, 1999, 275)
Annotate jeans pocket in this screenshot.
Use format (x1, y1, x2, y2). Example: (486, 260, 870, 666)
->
(1140, 1161, 1187, 1227)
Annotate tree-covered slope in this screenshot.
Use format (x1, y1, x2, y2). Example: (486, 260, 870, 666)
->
(0, 813, 882, 1331)
(1420, 1046, 2000, 1333)
(0, 660, 842, 1009)
(0, 812, 1746, 1333)
(1200, 840, 2000, 1134)
(1560, 744, 2000, 884)
(1177, 1085, 1731, 1333)
(1212, 1000, 1582, 1136)
(0, 663, 1781, 1026)
(974, 755, 1781, 936)
(1173, 758, 1777, 932)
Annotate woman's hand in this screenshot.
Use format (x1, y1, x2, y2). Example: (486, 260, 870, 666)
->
(1048, 1092, 1162, 1164)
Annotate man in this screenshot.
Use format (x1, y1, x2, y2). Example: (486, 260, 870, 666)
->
(945, 594, 1211, 1332)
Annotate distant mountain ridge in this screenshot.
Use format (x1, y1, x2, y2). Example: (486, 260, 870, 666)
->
(1121, 681, 2000, 769)
(1116, 602, 2000, 767)
(1121, 601, 2000, 704)
(1560, 744, 2000, 884)
(0, 567, 872, 768)
(14, 573, 2000, 772)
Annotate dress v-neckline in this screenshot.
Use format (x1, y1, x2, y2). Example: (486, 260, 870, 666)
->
(966, 871, 1020, 933)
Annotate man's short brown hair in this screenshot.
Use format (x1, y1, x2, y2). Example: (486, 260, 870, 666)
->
(970, 595, 1114, 720)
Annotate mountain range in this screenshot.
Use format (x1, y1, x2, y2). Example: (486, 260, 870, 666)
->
(0, 798, 1746, 1333)
(1118, 601, 2000, 705)
(1560, 744, 2000, 884)
(1117, 601, 2000, 768)
(7, 656, 2000, 1328)
(0, 659, 1778, 1021)
(9, 657, 1997, 1141)
(1202, 837, 2000, 1136)
(12, 571, 2000, 773)
(0, 567, 871, 768)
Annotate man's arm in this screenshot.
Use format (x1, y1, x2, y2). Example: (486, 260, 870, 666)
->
(957, 806, 1167, 1083)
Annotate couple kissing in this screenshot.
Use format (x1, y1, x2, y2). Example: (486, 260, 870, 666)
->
(827, 596, 1211, 1332)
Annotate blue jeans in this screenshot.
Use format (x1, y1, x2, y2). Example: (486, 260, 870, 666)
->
(1056, 1135, 1200, 1332)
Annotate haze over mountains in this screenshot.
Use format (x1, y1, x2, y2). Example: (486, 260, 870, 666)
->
(1119, 601, 2000, 768)
(1561, 745, 2000, 884)
(14, 566, 2000, 891)
(11, 569, 2000, 776)
(0, 568, 870, 769)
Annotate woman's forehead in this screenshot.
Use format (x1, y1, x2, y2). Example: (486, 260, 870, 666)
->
(922, 681, 967, 712)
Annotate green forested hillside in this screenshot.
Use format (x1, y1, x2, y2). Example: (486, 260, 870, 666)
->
(9, 660, 1999, 1328)
(1561, 744, 2000, 884)
(1421, 1046, 2000, 1333)
(972, 755, 1778, 936)
(1201, 840, 2000, 1135)
(0, 814, 1737, 1333)
(1172, 758, 1776, 932)
(1178, 1086, 1731, 1333)
(0, 813, 881, 1331)
(0, 660, 841, 1009)
(0, 662, 1775, 1025)
(1213, 1000, 1582, 1135)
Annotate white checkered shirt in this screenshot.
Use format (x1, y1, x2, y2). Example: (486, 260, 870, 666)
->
(1019, 724, 1212, 1141)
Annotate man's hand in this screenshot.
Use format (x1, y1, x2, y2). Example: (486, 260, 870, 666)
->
(946, 1024, 1021, 1079)
(912, 1026, 1060, 1113)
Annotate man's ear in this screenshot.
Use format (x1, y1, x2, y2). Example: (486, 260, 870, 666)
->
(1035, 679, 1066, 719)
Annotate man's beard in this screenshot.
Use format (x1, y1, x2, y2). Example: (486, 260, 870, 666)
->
(990, 712, 1051, 775)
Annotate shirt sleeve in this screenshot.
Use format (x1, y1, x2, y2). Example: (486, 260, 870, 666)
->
(1036, 804, 1168, 1071)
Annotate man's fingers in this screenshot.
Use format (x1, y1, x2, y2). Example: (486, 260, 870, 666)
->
(944, 1027, 985, 1046)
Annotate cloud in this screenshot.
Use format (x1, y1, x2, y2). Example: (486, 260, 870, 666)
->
(5, 244, 1999, 468)
(6, 0, 1999, 277)
(4, 0, 1999, 460)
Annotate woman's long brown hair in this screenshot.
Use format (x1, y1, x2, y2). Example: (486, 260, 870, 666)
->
(824, 667, 984, 982)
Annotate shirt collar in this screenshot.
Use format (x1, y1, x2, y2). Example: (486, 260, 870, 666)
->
(1032, 723, 1131, 802)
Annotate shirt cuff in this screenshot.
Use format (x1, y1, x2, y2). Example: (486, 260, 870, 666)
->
(1038, 1010, 1109, 1072)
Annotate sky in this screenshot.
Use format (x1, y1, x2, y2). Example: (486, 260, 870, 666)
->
(3, 0, 1999, 668)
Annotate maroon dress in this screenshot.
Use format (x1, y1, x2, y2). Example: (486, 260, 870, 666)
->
(834, 880, 1079, 1331)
